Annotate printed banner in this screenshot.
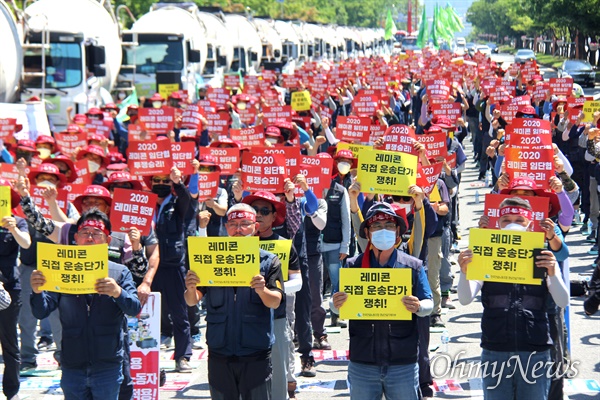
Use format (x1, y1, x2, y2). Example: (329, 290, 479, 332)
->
(504, 146, 554, 190)
(0, 118, 17, 140)
(296, 155, 334, 198)
(187, 237, 260, 286)
(240, 151, 287, 192)
(415, 132, 448, 159)
(197, 172, 220, 201)
(37, 243, 109, 294)
(0, 186, 11, 217)
(336, 116, 371, 143)
(383, 124, 417, 154)
(582, 100, 600, 123)
(230, 126, 265, 147)
(339, 268, 412, 320)
(416, 162, 443, 196)
(505, 118, 552, 147)
(431, 102, 462, 123)
(356, 149, 418, 195)
(425, 79, 451, 99)
(54, 131, 88, 155)
(128, 292, 161, 400)
(127, 139, 172, 176)
(263, 105, 293, 125)
(198, 147, 240, 176)
(291, 90, 312, 111)
(110, 189, 157, 236)
(467, 228, 545, 285)
(353, 90, 381, 117)
(170, 141, 196, 175)
(259, 240, 292, 280)
(137, 107, 176, 136)
(549, 77, 574, 96)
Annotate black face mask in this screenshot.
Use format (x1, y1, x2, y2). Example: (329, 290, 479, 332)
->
(151, 184, 172, 198)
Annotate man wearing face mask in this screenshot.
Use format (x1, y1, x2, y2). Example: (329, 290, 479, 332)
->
(14, 140, 40, 166)
(76, 145, 108, 185)
(458, 197, 569, 400)
(332, 202, 433, 400)
(35, 136, 57, 160)
(148, 167, 194, 372)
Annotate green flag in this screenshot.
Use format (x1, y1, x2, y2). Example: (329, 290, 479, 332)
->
(384, 9, 396, 40)
(430, 4, 438, 49)
(446, 3, 464, 31)
(416, 7, 428, 48)
(116, 88, 138, 123)
(437, 5, 454, 41)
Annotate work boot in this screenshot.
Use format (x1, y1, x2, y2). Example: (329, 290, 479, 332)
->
(300, 357, 317, 377)
(312, 335, 332, 350)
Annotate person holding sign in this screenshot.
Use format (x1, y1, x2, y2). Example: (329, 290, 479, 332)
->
(457, 197, 569, 400)
(0, 179, 31, 400)
(242, 191, 302, 397)
(184, 204, 284, 400)
(331, 203, 433, 400)
(30, 210, 141, 400)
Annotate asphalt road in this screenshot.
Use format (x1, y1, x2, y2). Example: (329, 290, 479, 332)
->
(12, 139, 600, 400)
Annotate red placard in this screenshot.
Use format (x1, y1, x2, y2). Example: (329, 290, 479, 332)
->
(110, 189, 157, 238)
(281, 74, 300, 89)
(431, 102, 463, 123)
(130, 350, 159, 400)
(249, 146, 301, 177)
(225, 74, 241, 88)
(446, 153, 457, 169)
(62, 183, 88, 203)
(295, 156, 334, 198)
(20, 185, 68, 219)
(353, 90, 381, 117)
(196, 100, 216, 114)
(197, 172, 220, 201)
(205, 111, 230, 139)
(198, 147, 240, 175)
(262, 105, 293, 125)
(0, 163, 29, 181)
(72, 159, 92, 186)
(484, 193, 549, 232)
(416, 162, 443, 196)
(137, 107, 176, 136)
(504, 146, 554, 189)
(0, 118, 16, 140)
(383, 124, 417, 154)
(566, 97, 586, 124)
(207, 87, 230, 106)
(170, 141, 196, 175)
(127, 138, 172, 176)
(520, 60, 538, 82)
(128, 124, 156, 142)
(230, 126, 265, 147)
(54, 131, 88, 155)
(532, 81, 550, 103)
(180, 105, 204, 129)
(415, 133, 448, 159)
(241, 151, 287, 192)
(549, 77, 574, 96)
(425, 79, 451, 100)
(237, 107, 257, 126)
(336, 116, 371, 143)
(85, 119, 112, 138)
(505, 118, 552, 148)
(500, 96, 532, 125)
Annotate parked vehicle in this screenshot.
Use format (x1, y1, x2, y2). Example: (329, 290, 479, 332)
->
(559, 59, 596, 88)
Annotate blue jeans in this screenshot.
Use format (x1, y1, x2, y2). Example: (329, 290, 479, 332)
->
(348, 361, 419, 400)
(61, 366, 123, 400)
(481, 349, 551, 400)
(322, 249, 341, 294)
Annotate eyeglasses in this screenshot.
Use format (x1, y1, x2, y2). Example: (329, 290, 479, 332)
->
(369, 222, 398, 232)
(226, 221, 255, 230)
(77, 229, 106, 240)
(397, 196, 413, 202)
(152, 178, 171, 184)
(253, 206, 274, 216)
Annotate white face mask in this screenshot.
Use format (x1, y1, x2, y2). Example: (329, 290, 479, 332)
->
(37, 148, 51, 159)
(503, 222, 529, 232)
(37, 180, 57, 189)
(88, 160, 101, 173)
(337, 161, 351, 175)
(152, 101, 162, 109)
(397, 203, 412, 212)
(370, 229, 397, 251)
(237, 101, 247, 110)
(118, 92, 126, 100)
(266, 137, 279, 145)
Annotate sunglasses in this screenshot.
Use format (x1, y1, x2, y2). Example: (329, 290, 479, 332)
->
(253, 206, 274, 216)
(397, 196, 412, 202)
(152, 178, 171, 184)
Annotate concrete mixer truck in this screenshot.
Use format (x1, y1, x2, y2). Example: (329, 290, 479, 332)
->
(0, 0, 23, 104)
(118, 2, 207, 100)
(20, 0, 121, 130)
(196, 8, 234, 77)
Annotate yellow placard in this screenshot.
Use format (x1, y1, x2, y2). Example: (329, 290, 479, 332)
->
(356, 148, 418, 195)
(158, 83, 180, 101)
(336, 142, 372, 159)
(0, 186, 11, 218)
(259, 239, 292, 281)
(291, 90, 312, 111)
(187, 236, 260, 286)
(339, 268, 412, 320)
(429, 185, 442, 203)
(135, 82, 155, 99)
(582, 100, 600, 123)
(467, 229, 545, 285)
(37, 243, 109, 294)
